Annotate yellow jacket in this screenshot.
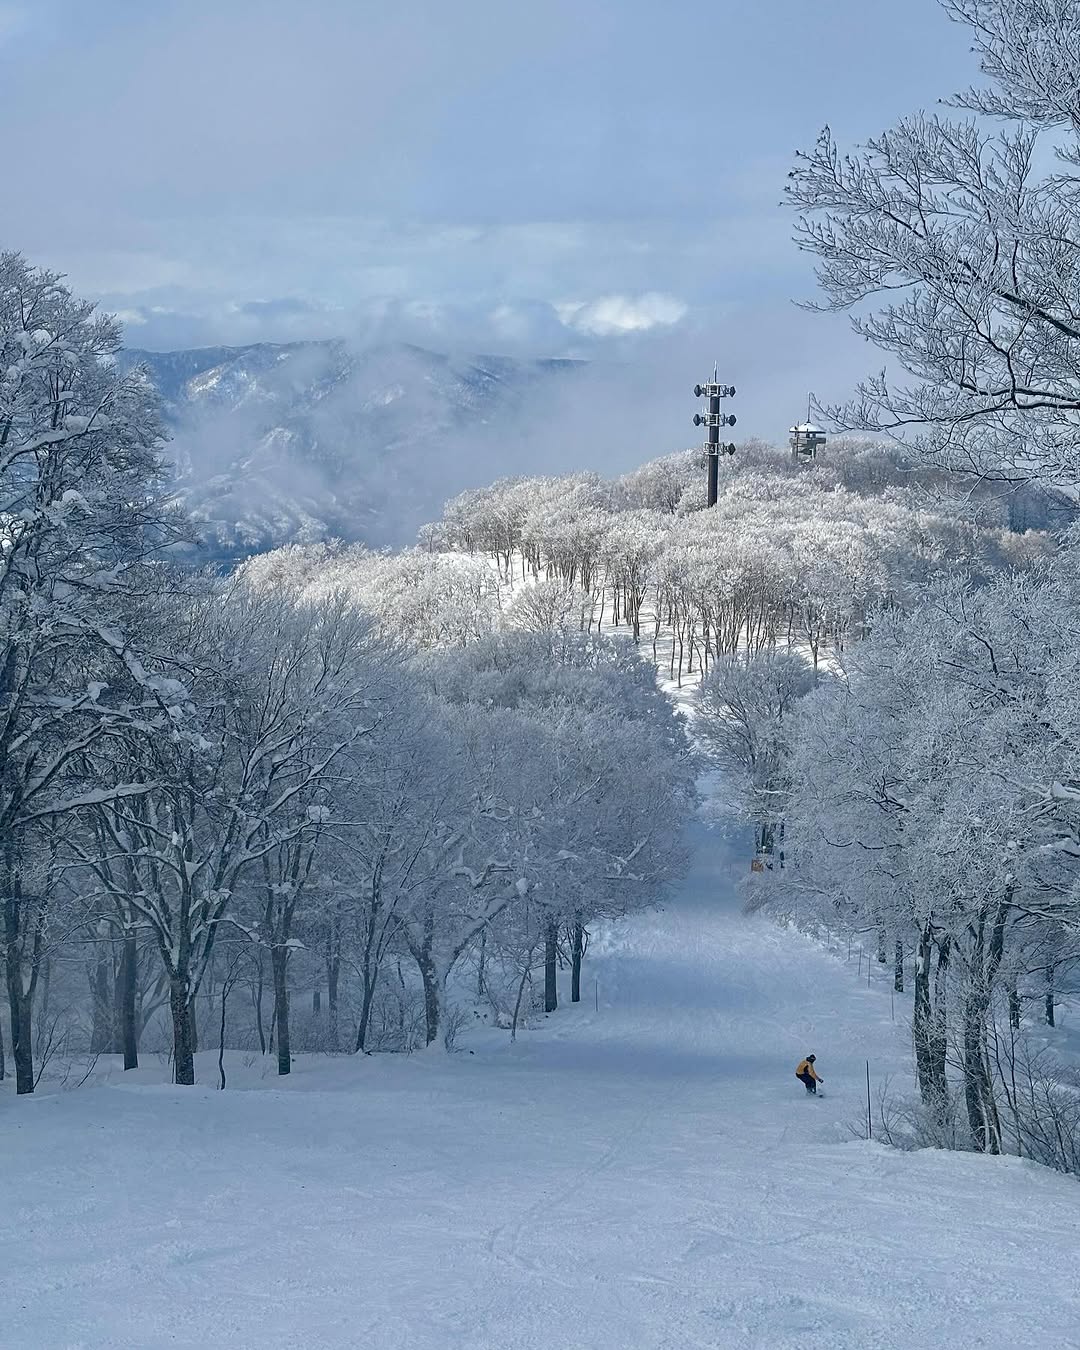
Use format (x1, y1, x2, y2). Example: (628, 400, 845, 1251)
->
(796, 1058, 820, 1081)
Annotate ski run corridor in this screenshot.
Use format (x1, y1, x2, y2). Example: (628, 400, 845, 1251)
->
(3, 770, 1079, 1350)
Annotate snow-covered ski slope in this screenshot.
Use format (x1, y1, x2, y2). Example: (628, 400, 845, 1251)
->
(5, 767, 1080, 1350)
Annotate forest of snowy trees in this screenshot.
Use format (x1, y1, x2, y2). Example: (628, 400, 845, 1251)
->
(4, 0, 1080, 1201)
(4, 239, 1079, 1182)
(398, 444, 1079, 1175)
(0, 252, 694, 1093)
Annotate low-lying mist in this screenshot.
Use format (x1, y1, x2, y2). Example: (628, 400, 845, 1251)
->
(132, 309, 871, 561)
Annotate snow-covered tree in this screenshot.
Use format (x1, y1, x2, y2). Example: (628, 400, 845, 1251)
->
(505, 576, 591, 635)
(429, 630, 692, 1021)
(252, 545, 502, 650)
(77, 585, 387, 1084)
(782, 565, 1080, 1157)
(0, 254, 186, 1093)
(698, 649, 816, 861)
(329, 685, 458, 1053)
(788, 0, 1080, 487)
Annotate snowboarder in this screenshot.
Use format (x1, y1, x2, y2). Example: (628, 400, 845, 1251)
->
(795, 1055, 822, 1094)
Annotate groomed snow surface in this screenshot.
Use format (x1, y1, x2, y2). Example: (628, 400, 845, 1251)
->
(4, 776, 1079, 1350)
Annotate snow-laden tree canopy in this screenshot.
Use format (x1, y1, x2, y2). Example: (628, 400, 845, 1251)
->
(0, 253, 189, 1093)
(789, 0, 1080, 486)
(775, 556, 1080, 1157)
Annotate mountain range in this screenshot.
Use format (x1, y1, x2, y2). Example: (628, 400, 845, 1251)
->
(121, 340, 582, 561)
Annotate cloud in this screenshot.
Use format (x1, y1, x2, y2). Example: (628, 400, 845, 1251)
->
(55, 209, 801, 362)
(236, 297, 324, 320)
(0, 0, 981, 417)
(556, 293, 688, 338)
(112, 291, 579, 358)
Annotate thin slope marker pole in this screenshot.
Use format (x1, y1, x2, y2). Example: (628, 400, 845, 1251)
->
(866, 1060, 872, 1141)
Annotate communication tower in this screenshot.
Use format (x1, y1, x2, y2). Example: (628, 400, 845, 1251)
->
(692, 366, 736, 506)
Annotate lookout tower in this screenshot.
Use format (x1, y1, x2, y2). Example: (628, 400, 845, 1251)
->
(790, 398, 826, 465)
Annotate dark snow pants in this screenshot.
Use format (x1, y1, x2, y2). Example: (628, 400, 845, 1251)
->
(798, 1071, 817, 1094)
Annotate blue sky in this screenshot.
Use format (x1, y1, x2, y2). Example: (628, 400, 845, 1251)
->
(0, 0, 976, 441)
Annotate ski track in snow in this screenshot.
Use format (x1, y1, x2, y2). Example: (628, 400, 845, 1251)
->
(3, 782, 1080, 1349)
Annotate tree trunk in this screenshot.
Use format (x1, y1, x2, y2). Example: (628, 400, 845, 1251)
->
(1008, 985, 1021, 1031)
(476, 928, 487, 1000)
(37, 953, 51, 1028)
(271, 945, 291, 1076)
(544, 916, 558, 1014)
(1045, 966, 1055, 1027)
(912, 925, 935, 1104)
(111, 943, 125, 1054)
(7, 981, 34, 1095)
(119, 932, 139, 1070)
(510, 965, 530, 1043)
(914, 926, 949, 1116)
(893, 937, 904, 993)
(571, 922, 584, 1003)
(417, 949, 442, 1047)
(252, 953, 266, 1054)
(169, 977, 196, 1086)
(326, 945, 340, 1052)
(929, 936, 951, 1109)
(962, 984, 1000, 1153)
(89, 945, 113, 1055)
(355, 969, 377, 1053)
(962, 917, 1001, 1154)
(0, 1005, 5, 1081)
(2, 847, 39, 1095)
(218, 979, 229, 1092)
